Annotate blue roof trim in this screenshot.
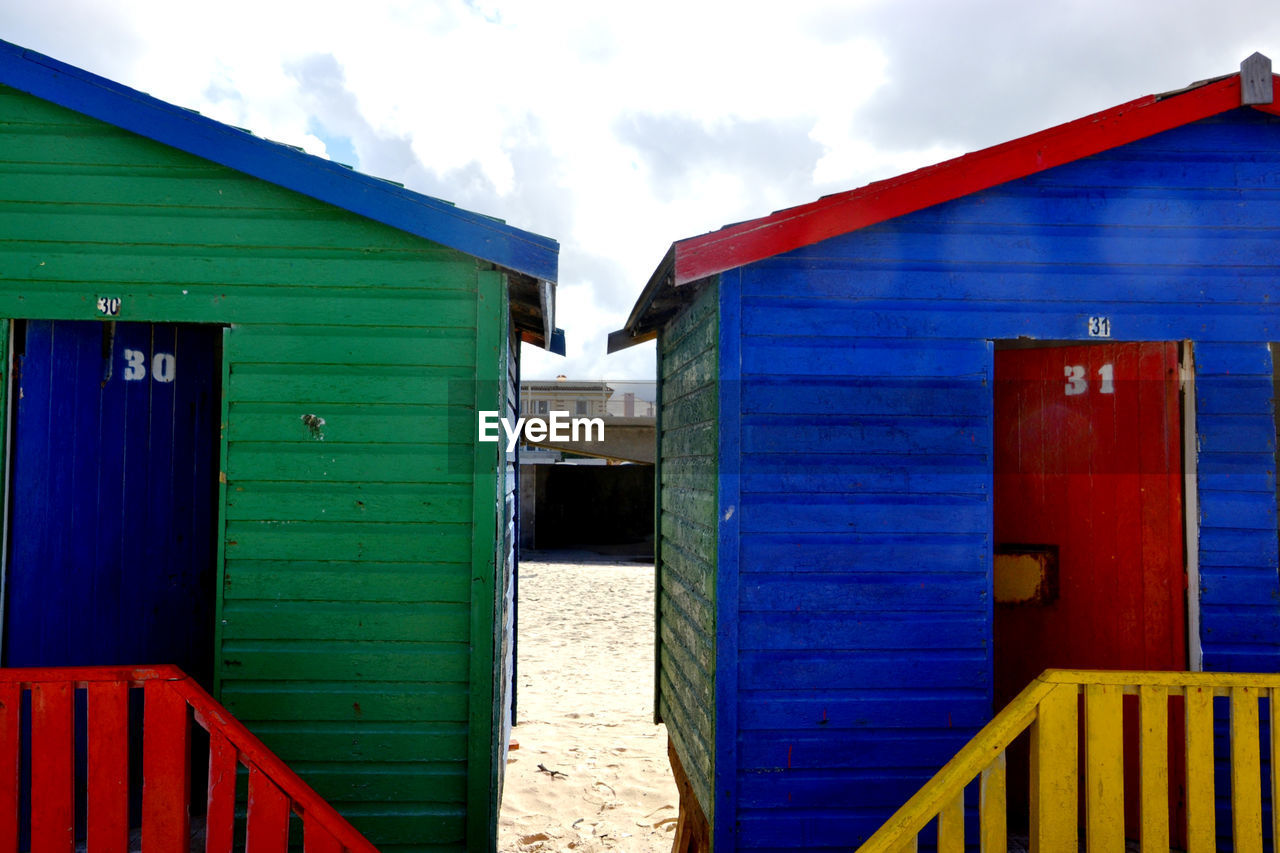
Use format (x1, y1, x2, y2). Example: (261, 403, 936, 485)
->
(0, 40, 559, 282)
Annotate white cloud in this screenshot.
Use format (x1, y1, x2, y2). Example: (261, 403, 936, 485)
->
(5, 1, 1280, 380)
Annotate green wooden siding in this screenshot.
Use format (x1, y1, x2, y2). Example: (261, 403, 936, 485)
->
(0, 84, 511, 852)
(466, 269, 507, 850)
(655, 279, 719, 823)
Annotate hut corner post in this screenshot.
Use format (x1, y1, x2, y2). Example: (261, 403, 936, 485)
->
(467, 269, 506, 852)
(669, 738, 712, 853)
(0, 320, 10, 661)
(653, 335, 664, 726)
(211, 326, 233, 701)
(714, 270, 742, 852)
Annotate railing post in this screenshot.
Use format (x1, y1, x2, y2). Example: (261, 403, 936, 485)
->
(1030, 682, 1077, 853)
(206, 730, 238, 853)
(1270, 688, 1280, 853)
(30, 682, 73, 853)
(87, 681, 130, 853)
(1139, 685, 1170, 852)
(246, 766, 290, 853)
(937, 792, 963, 853)
(1230, 686, 1263, 853)
(142, 680, 191, 853)
(0, 683, 20, 853)
(1084, 683, 1123, 853)
(979, 751, 1006, 853)
(1184, 685, 1216, 853)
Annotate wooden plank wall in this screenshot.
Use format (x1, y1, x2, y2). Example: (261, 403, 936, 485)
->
(495, 307, 520, 810)
(464, 268, 507, 851)
(725, 108, 1280, 849)
(656, 279, 719, 824)
(1195, 342, 1280, 672)
(0, 84, 500, 851)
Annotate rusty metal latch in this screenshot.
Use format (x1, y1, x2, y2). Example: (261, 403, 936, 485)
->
(994, 544, 1059, 605)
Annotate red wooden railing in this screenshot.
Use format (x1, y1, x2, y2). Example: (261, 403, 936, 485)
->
(0, 665, 378, 853)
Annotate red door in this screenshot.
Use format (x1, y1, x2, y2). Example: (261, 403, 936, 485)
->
(993, 342, 1186, 838)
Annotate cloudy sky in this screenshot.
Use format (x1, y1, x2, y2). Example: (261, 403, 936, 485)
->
(4, 2, 1280, 381)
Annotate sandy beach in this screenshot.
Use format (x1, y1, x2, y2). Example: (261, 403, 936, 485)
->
(498, 554, 678, 853)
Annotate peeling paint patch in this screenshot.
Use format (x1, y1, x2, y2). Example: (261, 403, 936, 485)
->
(301, 413, 326, 440)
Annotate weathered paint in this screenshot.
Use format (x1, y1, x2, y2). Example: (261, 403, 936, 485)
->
(655, 278, 718, 825)
(0, 79, 542, 851)
(0, 665, 378, 853)
(633, 104, 1280, 851)
(995, 342, 1188, 840)
(992, 548, 1056, 606)
(858, 670, 1280, 853)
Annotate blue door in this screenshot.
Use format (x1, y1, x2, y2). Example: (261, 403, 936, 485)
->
(5, 321, 221, 683)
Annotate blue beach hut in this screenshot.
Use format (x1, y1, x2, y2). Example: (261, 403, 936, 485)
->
(611, 55, 1280, 851)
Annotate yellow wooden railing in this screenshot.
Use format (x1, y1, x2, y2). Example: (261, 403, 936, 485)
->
(857, 669, 1280, 853)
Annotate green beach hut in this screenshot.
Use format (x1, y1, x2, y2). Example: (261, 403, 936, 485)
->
(0, 40, 559, 852)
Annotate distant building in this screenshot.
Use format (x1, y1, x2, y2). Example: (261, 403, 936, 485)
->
(519, 377, 656, 418)
(606, 384, 657, 418)
(517, 377, 655, 555)
(521, 377, 611, 416)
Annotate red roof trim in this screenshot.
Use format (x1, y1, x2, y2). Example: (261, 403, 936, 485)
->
(671, 74, 1253, 286)
(1250, 99, 1280, 118)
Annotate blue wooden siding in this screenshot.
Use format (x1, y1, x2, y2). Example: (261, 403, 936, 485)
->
(656, 279, 719, 823)
(1195, 342, 1280, 669)
(722, 107, 1280, 849)
(716, 271, 742, 849)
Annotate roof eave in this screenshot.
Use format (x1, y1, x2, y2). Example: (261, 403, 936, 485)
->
(607, 246, 675, 352)
(507, 271, 565, 354)
(673, 73, 1253, 287)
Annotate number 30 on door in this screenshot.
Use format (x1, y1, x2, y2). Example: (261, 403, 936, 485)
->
(122, 349, 177, 383)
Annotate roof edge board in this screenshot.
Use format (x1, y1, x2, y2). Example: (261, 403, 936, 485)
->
(606, 327, 657, 353)
(0, 40, 559, 283)
(609, 245, 676, 351)
(669, 73, 1247, 287)
(539, 280, 555, 350)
